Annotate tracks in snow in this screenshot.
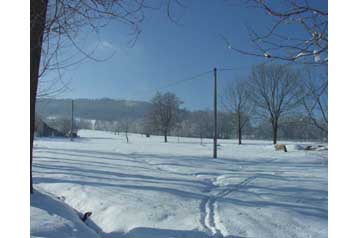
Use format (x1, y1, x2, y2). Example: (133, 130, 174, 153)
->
(202, 196, 223, 237)
(199, 175, 257, 237)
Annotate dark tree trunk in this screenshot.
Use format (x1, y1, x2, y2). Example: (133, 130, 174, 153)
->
(272, 119, 278, 144)
(164, 130, 168, 143)
(237, 114, 242, 145)
(238, 127, 242, 145)
(30, 0, 48, 193)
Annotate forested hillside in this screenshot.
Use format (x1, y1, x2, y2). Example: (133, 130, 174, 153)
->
(36, 98, 151, 121)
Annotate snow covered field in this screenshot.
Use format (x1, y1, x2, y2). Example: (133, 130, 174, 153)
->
(31, 130, 328, 238)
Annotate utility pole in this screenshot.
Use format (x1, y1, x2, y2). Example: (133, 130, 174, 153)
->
(70, 99, 74, 141)
(213, 68, 218, 158)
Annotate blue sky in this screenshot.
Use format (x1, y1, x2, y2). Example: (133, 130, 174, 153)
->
(45, 0, 327, 110)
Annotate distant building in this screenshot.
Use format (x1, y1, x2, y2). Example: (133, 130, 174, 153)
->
(35, 115, 65, 137)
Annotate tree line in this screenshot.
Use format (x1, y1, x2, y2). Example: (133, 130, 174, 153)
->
(43, 63, 326, 144)
(142, 63, 327, 144)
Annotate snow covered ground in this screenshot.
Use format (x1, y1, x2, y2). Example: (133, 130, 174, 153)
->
(31, 189, 99, 238)
(31, 130, 328, 238)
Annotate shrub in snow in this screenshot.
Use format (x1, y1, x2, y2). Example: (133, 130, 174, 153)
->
(274, 144, 287, 152)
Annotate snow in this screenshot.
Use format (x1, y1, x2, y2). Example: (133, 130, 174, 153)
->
(314, 50, 321, 62)
(294, 52, 308, 59)
(30, 189, 99, 238)
(32, 130, 327, 238)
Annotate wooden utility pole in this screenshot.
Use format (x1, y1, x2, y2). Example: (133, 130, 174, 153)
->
(213, 68, 218, 158)
(70, 100, 74, 141)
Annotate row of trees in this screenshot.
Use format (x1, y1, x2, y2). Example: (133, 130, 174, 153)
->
(143, 63, 327, 144)
(39, 64, 326, 145)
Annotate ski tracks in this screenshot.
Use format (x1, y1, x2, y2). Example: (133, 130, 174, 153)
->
(199, 175, 257, 237)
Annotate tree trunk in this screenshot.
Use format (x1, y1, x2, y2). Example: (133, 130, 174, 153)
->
(272, 119, 278, 144)
(237, 114, 242, 145)
(164, 129, 168, 143)
(238, 127, 242, 145)
(30, 0, 48, 194)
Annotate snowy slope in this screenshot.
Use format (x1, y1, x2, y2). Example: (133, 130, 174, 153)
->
(30, 189, 99, 238)
(32, 130, 328, 238)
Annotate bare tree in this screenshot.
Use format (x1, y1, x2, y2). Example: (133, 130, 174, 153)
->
(218, 112, 234, 139)
(195, 113, 206, 145)
(120, 119, 131, 143)
(30, 0, 183, 193)
(222, 79, 252, 144)
(223, 0, 327, 65)
(149, 92, 182, 143)
(189, 110, 212, 144)
(249, 64, 301, 144)
(31, 0, 48, 194)
(142, 117, 154, 137)
(300, 69, 328, 134)
(31, 0, 146, 193)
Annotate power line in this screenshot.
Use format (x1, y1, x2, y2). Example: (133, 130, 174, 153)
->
(155, 70, 212, 91)
(125, 66, 252, 100)
(129, 69, 212, 97)
(216, 66, 249, 72)
(145, 67, 249, 93)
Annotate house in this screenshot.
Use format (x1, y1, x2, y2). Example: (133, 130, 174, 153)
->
(35, 115, 65, 137)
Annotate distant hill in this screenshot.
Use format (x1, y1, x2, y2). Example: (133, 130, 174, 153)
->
(36, 98, 151, 121)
